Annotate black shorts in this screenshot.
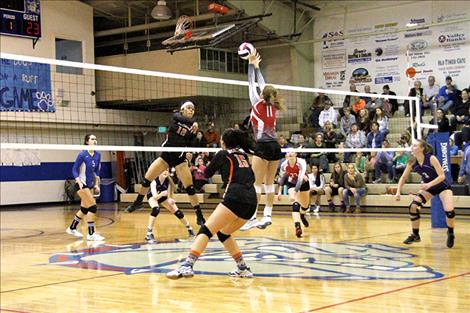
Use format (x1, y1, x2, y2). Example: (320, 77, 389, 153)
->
(74, 183, 95, 192)
(160, 151, 186, 168)
(222, 184, 257, 219)
(287, 181, 310, 192)
(254, 141, 282, 161)
(330, 186, 341, 196)
(426, 184, 452, 196)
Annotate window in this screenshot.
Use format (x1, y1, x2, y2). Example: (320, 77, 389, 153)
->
(200, 48, 247, 74)
(55, 38, 83, 75)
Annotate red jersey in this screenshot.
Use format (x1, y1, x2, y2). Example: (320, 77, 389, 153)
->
(250, 99, 277, 142)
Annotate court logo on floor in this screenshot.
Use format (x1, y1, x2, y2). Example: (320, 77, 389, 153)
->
(49, 237, 443, 280)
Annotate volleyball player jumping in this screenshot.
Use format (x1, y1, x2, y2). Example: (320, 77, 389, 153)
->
(277, 152, 310, 238)
(395, 139, 456, 248)
(167, 129, 256, 279)
(241, 51, 286, 231)
(126, 101, 206, 226)
(66, 134, 104, 241)
(145, 169, 195, 242)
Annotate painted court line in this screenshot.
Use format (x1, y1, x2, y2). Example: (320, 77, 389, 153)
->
(300, 272, 470, 312)
(0, 308, 30, 313)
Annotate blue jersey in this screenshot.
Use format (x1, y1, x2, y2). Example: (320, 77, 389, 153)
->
(72, 150, 101, 187)
(148, 177, 170, 197)
(413, 153, 450, 188)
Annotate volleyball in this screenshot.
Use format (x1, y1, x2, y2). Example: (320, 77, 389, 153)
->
(238, 42, 255, 60)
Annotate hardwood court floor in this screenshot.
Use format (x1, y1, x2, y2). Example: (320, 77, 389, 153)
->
(1, 204, 469, 313)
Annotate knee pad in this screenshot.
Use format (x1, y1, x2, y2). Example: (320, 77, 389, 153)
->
(186, 185, 196, 196)
(300, 206, 309, 214)
(197, 224, 213, 238)
(264, 184, 275, 194)
(217, 231, 231, 243)
(292, 202, 301, 213)
(445, 210, 455, 219)
(88, 205, 97, 214)
(142, 178, 151, 188)
(80, 206, 88, 215)
(408, 201, 421, 221)
(151, 206, 160, 217)
(254, 184, 263, 193)
(417, 193, 427, 204)
(174, 210, 184, 219)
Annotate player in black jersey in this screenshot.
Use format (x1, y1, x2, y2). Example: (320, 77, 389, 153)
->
(167, 129, 256, 280)
(126, 101, 206, 226)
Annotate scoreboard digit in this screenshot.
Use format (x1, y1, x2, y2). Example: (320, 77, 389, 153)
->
(1, 0, 41, 39)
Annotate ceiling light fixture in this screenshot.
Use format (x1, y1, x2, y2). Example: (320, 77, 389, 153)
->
(151, 0, 172, 20)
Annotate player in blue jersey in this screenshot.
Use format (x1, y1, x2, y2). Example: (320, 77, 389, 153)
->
(125, 101, 206, 226)
(66, 134, 104, 241)
(145, 169, 195, 242)
(167, 129, 256, 280)
(395, 139, 455, 248)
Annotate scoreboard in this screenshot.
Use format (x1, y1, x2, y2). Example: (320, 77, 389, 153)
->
(1, 0, 41, 39)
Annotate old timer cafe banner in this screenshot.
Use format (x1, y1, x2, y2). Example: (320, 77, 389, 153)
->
(0, 58, 54, 112)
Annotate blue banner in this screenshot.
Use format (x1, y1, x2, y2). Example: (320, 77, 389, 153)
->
(0, 58, 54, 112)
(427, 132, 451, 228)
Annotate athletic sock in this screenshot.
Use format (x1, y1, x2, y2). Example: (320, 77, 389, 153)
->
(412, 228, 420, 236)
(88, 222, 95, 235)
(70, 215, 81, 230)
(232, 252, 247, 270)
(183, 250, 200, 267)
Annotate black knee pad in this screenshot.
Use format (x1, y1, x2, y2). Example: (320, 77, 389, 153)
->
(186, 185, 196, 196)
(151, 206, 160, 217)
(141, 178, 151, 188)
(445, 210, 455, 219)
(417, 193, 427, 204)
(217, 231, 231, 243)
(197, 224, 213, 238)
(174, 210, 184, 219)
(88, 205, 97, 214)
(292, 202, 301, 213)
(80, 206, 88, 215)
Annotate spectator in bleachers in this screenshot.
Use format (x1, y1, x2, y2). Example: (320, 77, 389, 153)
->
(357, 108, 371, 133)
(191, 158, 208, 192)
(404, 80, 425, 117)
(438, 76, 459, 112)
(324, 162, 346, 212)
(340, 107, 356, 138)
(203, 122, 220, 148)
(355, 151, 370, 182)
(382, 85, 398, 116)
(367, 121, 385, 148)
(449, 138, 458, 156)
(342, 83, 358, 111)
(450, 88, 470, 131)
(343, 164, 367, 213)
(318, 100, 339, 128)
(351, 95, 366, 116)
(308, 164, 326, 213)
(423, 75, 439, 112)
(373, 107, 389, 137)
(308, 92, 330, 129)
(323, 120, 340, 163)
(344, 123, 367, 162)
(185, 152, 194, 166)
(373, 139, 395, 183)
(393, 150, 409, 179)
(428, 109, 450, 134)
(293, 134, 311, 161)
(309, 133, 329, 173)
(458, 135, 470, 186)
(233, 123, 240, 130)
(362, 85, 373, 108)
(193, 131, 207, 147)
(278, 134, 290, 155)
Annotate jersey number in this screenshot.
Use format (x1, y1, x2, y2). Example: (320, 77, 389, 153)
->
(235, 155, 249, 168)
(176, 126, 187, 136)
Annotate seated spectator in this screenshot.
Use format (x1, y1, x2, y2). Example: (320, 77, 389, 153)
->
(404, 80, 425, 117)
(344, 123, 367, 162)
(458, 135, 470, 187)
(373, 107, 389, 137)
(367, 121, 385, 149)
(393, 150, 409, 179)
(343, 164, 367, 213)
(357, 108, 371, 133)
(368, 92, 383, 118)
(308, 93, 330, 129)
(342, 83, 359, 115)
(203, 122, 220, 148)
(340, 107, 356, 137)
(193, 131, 207, 147)
(294, 134, 311, 160)
(438, 76, 460, 112)
(373, 140, 395, 183)
(428, 109, 450, 134)
(351, 95, 366, 116)
(318, 100, 339, 128)
(191, 158, 208, 192)
(185, 152, 194, 166)
(308, 164, 326, 213)
(324, 162, 346, 212)
(423, 75, 439, 112)
(355, 151, 370, 182)
(309, 133, 329, 172)
(449, 138, 458, 156)
(450, 88, 470, 131)
(361, 85, 373, 108)
(382, 85, 398, 116)
(323, 121, 340, 163)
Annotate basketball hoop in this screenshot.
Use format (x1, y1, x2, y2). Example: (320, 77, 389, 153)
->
(175, 15, 194, 40)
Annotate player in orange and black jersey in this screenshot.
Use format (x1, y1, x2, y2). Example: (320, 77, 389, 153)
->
(167, 128, 257, 280)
